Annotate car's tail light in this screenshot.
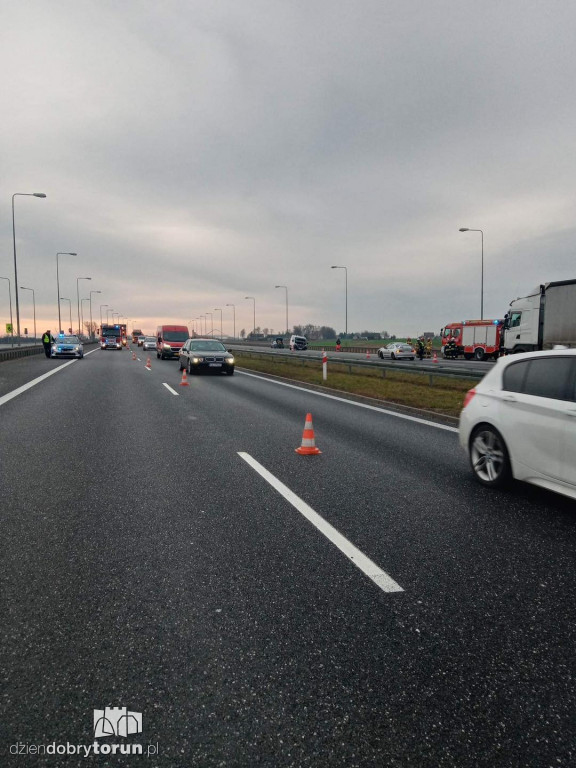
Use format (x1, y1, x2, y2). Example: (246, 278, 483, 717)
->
(462, 388, 476, 408)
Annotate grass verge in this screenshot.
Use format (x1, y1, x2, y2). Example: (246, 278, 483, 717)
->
(235, 352, 476, 418)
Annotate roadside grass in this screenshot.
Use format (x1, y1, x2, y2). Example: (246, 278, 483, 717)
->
(235, 352, 476, 417)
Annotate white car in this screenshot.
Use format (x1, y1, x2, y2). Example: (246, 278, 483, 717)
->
(377, 342, 415, 360)
(459, 349, 576, 500)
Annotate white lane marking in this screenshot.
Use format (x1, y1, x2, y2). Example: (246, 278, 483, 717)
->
(238, 452, 404, 594)
(162, 383, 179, 396)
(0, 360, 77, 408)
(237, 370, 458, 433)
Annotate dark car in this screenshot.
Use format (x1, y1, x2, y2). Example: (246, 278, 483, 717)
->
(178, 339, 235, 375)
(271, 337, 285, 349)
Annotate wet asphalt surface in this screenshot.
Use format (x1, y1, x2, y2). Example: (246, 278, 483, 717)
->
(1, 347, 575, 767)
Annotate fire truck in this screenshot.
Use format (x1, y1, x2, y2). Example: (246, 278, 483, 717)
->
(440, 319, 505, 360)
(132, 328, 143, 344)
(100, 323, 124, 350)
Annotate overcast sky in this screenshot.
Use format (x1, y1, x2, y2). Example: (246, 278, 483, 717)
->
(2, 0, 575, 338)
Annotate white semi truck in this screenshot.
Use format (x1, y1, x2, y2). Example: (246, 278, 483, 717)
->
(502, 279, 576, 354)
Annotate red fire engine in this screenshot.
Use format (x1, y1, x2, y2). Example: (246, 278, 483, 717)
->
(440, 319, 505, 360)
(99, 323, 124, 350)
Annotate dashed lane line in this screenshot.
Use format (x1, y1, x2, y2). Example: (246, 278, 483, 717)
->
(238, 452, 404, 594)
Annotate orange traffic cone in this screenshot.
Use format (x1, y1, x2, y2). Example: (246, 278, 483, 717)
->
(433, 352, 438, 363)
(132, 351, 136, 360)
(295, 413, 322, 455)
(180, 368, 189, 386)
(145, 356, 151, 369)
(366, 349, 371, 359)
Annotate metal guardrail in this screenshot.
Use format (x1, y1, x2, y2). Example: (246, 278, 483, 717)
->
(0, 345, 44, 362)
(234, 349, 483, 385)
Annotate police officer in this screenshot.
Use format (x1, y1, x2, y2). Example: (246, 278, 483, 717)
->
(42, 330, 54, 358)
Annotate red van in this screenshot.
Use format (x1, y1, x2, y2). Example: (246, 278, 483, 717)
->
(156, 325, 189, 359)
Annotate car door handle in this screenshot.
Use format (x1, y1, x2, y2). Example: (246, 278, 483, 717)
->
(502, 394, 517, 402)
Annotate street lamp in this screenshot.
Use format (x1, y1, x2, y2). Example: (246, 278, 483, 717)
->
(12, 192, 46, 343)
(76, 277, 91, 335)
(0, 276, 14, 347)
(245, 296, 256, 337)
(331, 266, 348, 337)
(90, 291, 101, 339)
(107, 308, 114, 323)
(206, 312, 213, 338)
(275, 285, 288, 335)
(199, 315, 206, 335)
(214, 308, 222, 340)
(19, 286, 36, 343)
(56, 252, 77, 333)
(459, 228, 484, 319)
(60, 297, 72, 334)
(81, 298, 90, 337)
(100, 304, 108, 331)
(226, 304, 236, 340)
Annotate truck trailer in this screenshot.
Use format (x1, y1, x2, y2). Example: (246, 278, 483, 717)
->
(502, 279, 576, 354)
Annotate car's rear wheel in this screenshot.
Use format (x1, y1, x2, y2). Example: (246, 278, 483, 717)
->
(469, 425, 511, 488)
(474, 348, 485, 361)
(378, 351, 384, 359)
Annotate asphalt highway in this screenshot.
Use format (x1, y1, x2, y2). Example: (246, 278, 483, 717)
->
(2, 347, 575, 767)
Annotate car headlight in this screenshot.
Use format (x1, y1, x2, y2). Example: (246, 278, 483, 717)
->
(192, 357, 202, 363)
(227, 357, 234, 364)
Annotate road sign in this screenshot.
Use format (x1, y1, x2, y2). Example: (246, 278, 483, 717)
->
(6, 323, 13, 333)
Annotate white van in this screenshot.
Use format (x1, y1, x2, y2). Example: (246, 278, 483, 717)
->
(289, 335, 308, 351)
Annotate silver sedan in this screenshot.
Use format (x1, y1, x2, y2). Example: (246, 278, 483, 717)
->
(377, 342, 415, 360)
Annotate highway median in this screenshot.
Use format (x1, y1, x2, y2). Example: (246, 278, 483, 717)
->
(234, 350, 477, 418)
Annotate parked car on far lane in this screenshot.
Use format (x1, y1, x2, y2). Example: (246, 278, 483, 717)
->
(459, 349, 576, 500)
(377, 342, 415, 360)
(178, 339, 235, 376)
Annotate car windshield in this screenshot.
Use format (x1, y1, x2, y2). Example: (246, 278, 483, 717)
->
(102, 328, 119, 337)
(58, 336, 80, 344)
(164, 331, 188, 341)
(189, 341, 227, 352)
(144, 337, 155, 342)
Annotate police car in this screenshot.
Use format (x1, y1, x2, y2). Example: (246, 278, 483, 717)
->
(51, 334, 84, 359)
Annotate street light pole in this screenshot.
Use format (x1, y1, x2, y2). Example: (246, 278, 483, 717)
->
(245, 296, 256, 337)
(214, 308, 222, 340)
(89, 291, 101, 339)
(331, 266, 348, 337)
(81, 298, 90, 337)
(19, 286, 36, 343)
(12, 192, 46, 344)
(206, 312, 213, 337)
(56, 252, 77, 333)
(275, 285, 288, 335)
(60, 298, 72, 334)
(0, 276, 14, 347)
(226, 304, 236, 340)
(76, 277, 91, 335)
(459, 228, 484, 319)
(107, 308, 114, 323)
(100, 304, 108, 331)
